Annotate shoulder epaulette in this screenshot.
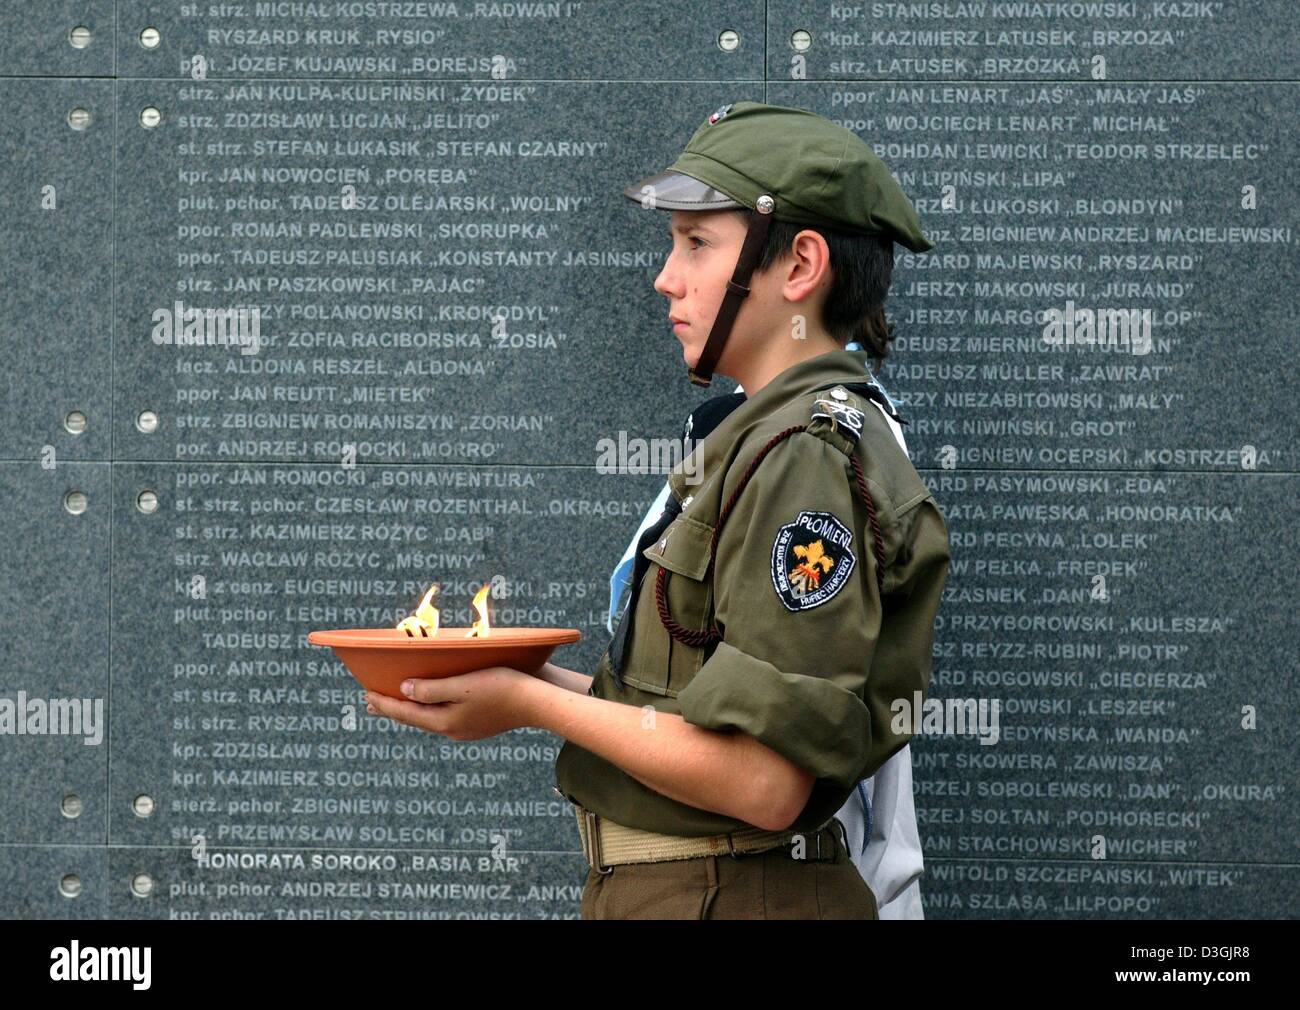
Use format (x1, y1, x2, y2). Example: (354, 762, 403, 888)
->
(811, 380, 909, 428)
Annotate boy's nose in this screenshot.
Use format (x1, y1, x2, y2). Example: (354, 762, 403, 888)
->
(653, 257, 683, 299)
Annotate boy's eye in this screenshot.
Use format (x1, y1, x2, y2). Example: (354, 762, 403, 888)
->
(689, 236, 706, 249)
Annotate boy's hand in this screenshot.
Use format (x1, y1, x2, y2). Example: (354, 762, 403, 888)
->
(363, 666, 535, 740)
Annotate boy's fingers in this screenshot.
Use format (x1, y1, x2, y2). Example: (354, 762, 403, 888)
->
(401, 677, 453, 704)
(366, 691, 445, 733)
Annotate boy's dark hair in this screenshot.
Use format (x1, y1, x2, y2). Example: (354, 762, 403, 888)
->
(735, 212, 897, 371)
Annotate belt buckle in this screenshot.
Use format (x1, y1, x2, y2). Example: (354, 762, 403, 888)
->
(799, 823, 836, 863)
(584, 810, 613, 875)
(815, 820, 844, 862)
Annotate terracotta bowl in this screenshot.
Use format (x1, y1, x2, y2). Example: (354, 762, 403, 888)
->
(307, 627, 581, 699)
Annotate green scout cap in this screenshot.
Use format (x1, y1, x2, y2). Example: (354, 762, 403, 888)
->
(623, 100, 934, 254)
(622, 101, 933, 387)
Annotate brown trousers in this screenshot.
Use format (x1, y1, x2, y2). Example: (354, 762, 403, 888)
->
(579, 819, 878, 920)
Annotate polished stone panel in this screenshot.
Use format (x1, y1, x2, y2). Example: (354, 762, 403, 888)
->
(768, 82, 1299, 472)
(922, 858, 1297, 919)
(107, 461, 663, 858)
(116, 1, 764, 80)
(1, 0, 1293, 921)
(112, 81, 765, 466)
(0, 845, 107, 918)
(0, 3, 114, 78)
(105, 844, 586, 919)
(767, 2, 1300, 81)
(916, 469, 1297, 865)
(0, 80, 113, 460)
(0, 463, 110, 847)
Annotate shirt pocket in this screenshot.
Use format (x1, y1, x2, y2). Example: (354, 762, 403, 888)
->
(633, 514, 715, 698)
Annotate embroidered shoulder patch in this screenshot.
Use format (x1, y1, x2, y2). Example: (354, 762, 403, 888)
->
(769, 510, 857, 611)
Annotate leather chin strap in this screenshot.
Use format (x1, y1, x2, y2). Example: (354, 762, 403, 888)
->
(687, 199, 775, 388)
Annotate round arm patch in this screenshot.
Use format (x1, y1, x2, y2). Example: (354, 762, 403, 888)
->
(770, 510, 857, 611)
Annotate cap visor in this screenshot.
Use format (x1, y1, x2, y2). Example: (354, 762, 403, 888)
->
(622, 170, 745, 211)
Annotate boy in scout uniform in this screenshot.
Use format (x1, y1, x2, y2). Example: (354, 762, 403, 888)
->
(366, 101, 950, 919)
(605, 356, 930, 918)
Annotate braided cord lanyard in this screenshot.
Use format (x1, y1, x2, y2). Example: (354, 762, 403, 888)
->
(655, 424, 887, 647)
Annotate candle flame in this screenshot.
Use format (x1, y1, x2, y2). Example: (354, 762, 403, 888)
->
(466, 582, 492, 638)
(394, 580, 495, 638)
(396, 584, 440, 638)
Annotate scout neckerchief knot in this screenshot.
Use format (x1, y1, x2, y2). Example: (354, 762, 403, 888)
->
(607, 392, 747, 690)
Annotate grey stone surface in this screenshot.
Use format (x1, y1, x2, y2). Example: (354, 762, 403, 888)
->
(921, 858, 1297, 919)
(917, 469, 1297, 866)
(112, 80, 764, 466)
(768, 82, 1299, 473)
(107, 462, 663, 855)
(0, 2, 1294, 920)
(115, 1, 764, 80)
(0, 3, 114, 78)
(107, 75, 1300, 470)
(767, 1, 1300, 80)
(104, 845, 586, 919)
(0, 463, 110, 846)
(0, 80, 114, 461)
(0, 846, 107, 919)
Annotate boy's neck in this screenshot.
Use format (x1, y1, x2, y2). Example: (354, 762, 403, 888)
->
(729, 332, 845, 395)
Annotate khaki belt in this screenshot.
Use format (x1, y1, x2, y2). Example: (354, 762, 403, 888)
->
(571, 801, 841, 874)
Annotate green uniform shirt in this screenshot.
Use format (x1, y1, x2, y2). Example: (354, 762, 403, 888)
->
(555, 347, 951, 836)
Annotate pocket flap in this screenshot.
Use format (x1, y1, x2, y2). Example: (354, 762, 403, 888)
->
(642, 515, 713, 581)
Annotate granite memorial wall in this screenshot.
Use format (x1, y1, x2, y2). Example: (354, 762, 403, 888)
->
(0, 1, 1295, 919)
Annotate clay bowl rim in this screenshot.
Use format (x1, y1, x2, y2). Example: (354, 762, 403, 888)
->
(307, 627, 582, 650)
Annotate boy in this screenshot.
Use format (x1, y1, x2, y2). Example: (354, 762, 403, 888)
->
(605, 354, 929, 918)
(365, 101, 951, 919)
